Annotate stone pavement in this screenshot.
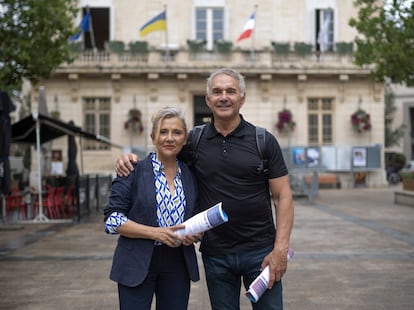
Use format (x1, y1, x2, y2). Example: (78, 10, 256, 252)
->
(0, 185, 413, 310)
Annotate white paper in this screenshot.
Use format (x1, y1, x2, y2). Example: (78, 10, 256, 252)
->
(175, 202, 228, 236)
(246, 248, 294, 303)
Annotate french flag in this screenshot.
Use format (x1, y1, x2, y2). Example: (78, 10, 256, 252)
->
(237, 12, 255, 42)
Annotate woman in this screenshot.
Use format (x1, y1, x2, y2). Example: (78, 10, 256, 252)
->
(104, 107, 200, 310)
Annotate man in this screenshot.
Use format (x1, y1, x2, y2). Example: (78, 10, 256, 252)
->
(116, 68, 294, 310)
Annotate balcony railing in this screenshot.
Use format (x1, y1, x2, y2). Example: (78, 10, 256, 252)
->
(61, 45, 357, 74)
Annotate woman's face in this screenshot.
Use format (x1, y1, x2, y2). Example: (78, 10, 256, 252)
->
(152, 117, 187, 162)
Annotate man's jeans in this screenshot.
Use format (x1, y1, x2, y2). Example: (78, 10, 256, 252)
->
(202, 245, 283, 310)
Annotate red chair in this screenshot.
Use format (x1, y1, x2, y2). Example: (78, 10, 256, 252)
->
(6, 189, 28, 221)
(54, 186, 66, 218)
(34, 186, 57, 219)
(64, 185, 77, 216)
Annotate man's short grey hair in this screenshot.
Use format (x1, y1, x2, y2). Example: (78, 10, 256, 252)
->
(151, 106, 187, 137)
(206, 68, 246, 97)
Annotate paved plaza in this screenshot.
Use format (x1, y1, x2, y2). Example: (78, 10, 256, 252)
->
(0, 186, 413, 309)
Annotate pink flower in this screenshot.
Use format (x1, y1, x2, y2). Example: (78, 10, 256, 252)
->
(351, 109, 371, 133)
(275, 109, 296, 132)
(125, 109, 144, 133)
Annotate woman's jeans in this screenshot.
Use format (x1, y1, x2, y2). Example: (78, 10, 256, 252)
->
(202, 245, 283, 310)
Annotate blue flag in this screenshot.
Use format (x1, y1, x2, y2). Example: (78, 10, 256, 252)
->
(70, 13, 90, 41)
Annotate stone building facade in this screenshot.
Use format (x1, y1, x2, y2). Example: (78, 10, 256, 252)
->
(30, 0, 386, 187)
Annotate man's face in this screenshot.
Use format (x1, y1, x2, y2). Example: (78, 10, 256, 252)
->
(205, 74, 245, 120)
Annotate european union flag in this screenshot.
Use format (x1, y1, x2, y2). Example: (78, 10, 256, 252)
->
(69, 13, 90, 41)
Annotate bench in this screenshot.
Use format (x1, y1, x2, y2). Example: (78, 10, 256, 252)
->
(304, 173, 341, 189)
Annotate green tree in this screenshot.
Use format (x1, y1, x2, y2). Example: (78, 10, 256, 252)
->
(0, 0, 79, 94)
(384, 84, 406, 147)
(349, 0, 414, 85)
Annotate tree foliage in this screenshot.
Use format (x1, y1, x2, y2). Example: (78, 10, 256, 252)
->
(384, 84, 406, 147)
(349, 0, 414, 86)
(0, 0, 79, 93)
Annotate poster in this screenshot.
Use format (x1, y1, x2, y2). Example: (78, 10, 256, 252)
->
(306, 147, 320, 167)
(51, 149, 63, 175)
(292, 147, 306, 166)
(352, 147, 367, 167)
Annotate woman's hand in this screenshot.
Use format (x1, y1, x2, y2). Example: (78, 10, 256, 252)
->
(154, 225, 186, 248)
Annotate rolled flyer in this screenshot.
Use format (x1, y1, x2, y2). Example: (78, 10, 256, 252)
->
(245, 248, 294, 303)
(175, 202, 228, 236)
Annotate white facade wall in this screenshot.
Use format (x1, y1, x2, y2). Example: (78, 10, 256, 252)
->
(27, 0, 386, 188)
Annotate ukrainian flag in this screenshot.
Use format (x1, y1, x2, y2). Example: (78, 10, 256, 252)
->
(139, 11, 167, 37)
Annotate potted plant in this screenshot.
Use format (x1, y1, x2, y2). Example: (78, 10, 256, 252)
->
(271, 42, 290, 55)
(124, 108, 144, 133)
(106, 40, 125, 54)
(400, 172, 414, 191)
(335, 42, 353, 55)
(275, 109, 296, 132)
(68, 42, 83, 53)
(351, 108, 372, 133)
(128, 41, 148, 54)
(294, 42, 313, 56)
(214, 40, 233, 54)
(187, 39, 206, 53)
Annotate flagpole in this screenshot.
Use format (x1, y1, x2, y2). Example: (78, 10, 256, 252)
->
(251, 4, 258, 62)
(164, 4, 170, 62)
(86, 6, 97, 56)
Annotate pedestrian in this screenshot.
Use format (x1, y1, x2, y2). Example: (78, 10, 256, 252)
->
(115, 68, 294, 310)
(104, 106, 201, 310)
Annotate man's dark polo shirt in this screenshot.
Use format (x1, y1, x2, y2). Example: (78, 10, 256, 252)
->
(181, 117, 288, 255)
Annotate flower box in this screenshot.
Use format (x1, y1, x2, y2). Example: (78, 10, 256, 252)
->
(187, 39, 206, 53)
(106, 41, 125, 54)
(68, 42, 83, 53)
(294, 42, 313, 56)
(402, 178, 414, 191)
(335, 42, 353, 55)
(214, 40, 233, 54)
(128, 41, 148, 54)
(271, 42, 290, 55)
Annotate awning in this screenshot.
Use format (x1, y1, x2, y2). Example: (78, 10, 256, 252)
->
(11, 112, 123, 148)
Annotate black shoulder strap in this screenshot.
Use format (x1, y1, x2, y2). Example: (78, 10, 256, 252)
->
(191, 124, 206, 152)
(255, 126, 266, 160)
(255, 126, 268, 175)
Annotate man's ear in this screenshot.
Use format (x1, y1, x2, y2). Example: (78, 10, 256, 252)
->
(240, 92, 246, 107)
(205, 95, 211, 108)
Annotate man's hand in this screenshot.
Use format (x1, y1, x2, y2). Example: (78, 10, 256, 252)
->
(116, 153, 139, 176)
(182, 233, 203, 246)
(262, 247, 288, 289)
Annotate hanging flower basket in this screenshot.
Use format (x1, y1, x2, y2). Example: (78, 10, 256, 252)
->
(275, 109, 296, 132)
(351, 108, 371, 133)
(124, 108, 144, 133)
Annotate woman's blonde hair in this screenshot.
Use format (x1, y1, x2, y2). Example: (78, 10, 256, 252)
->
(151, 106, 187, 139)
